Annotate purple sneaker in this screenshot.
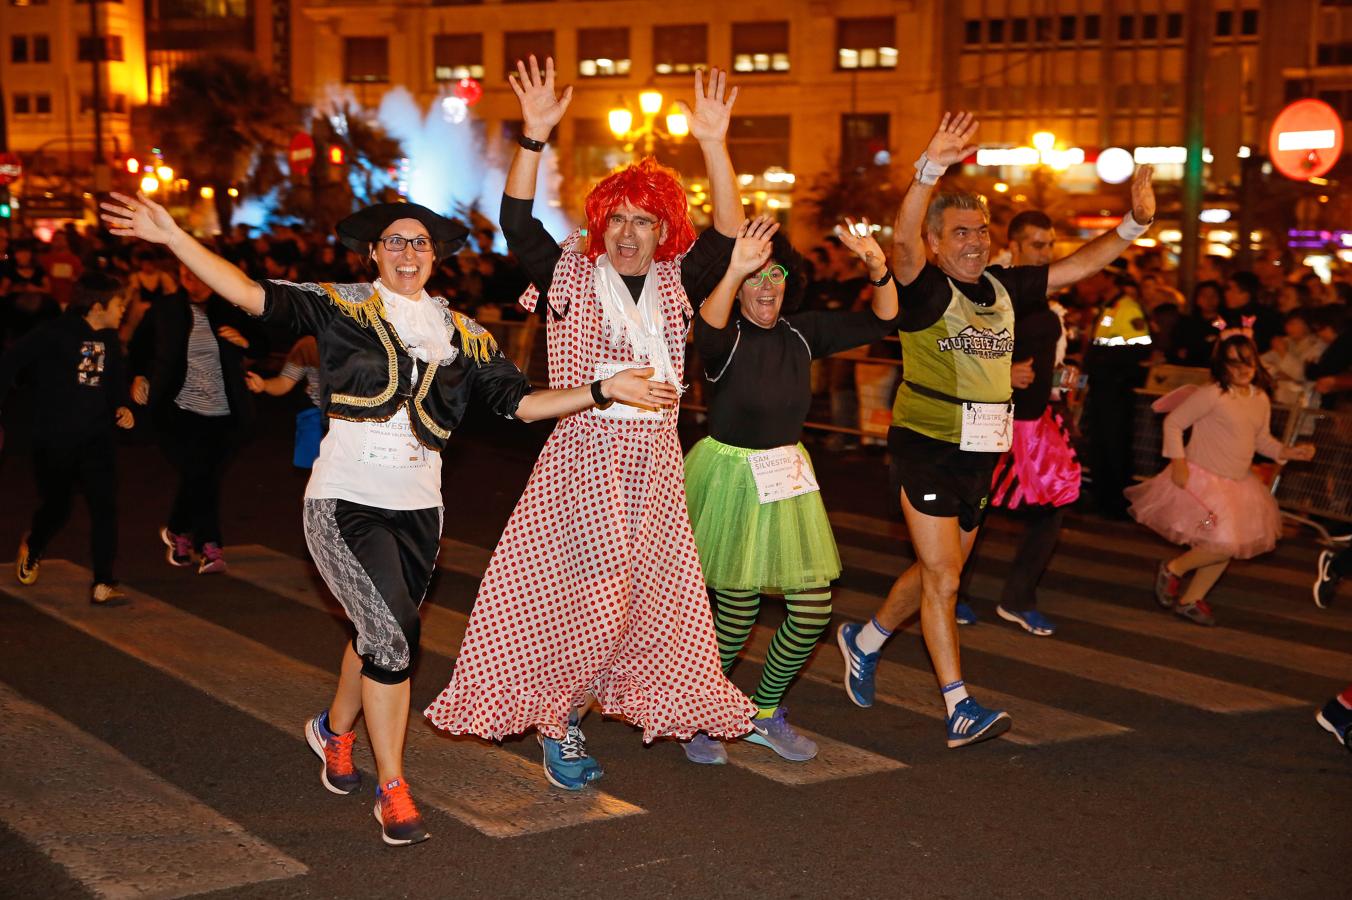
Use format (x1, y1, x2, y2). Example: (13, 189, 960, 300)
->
(160, 526, 194, 567)
(198, 542, 227, 575)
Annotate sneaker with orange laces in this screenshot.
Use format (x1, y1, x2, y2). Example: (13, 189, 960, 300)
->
(374, 778, 428, 846)
(304, 711, 361, 795)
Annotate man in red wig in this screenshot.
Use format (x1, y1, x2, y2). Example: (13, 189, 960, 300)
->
(425, 58, 754, 789)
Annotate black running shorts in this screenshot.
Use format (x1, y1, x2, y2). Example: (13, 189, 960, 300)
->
(888, 426, 1000, 533)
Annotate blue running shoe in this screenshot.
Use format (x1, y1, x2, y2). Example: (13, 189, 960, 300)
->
(1316, 698, 1351, 751)
(682, 732, 728, 765)
(538, 722, 603, 791)
(996, 605, 1056, 636)
(837, 622, 879, 708)
(745, 707, 818, 761)
(946, 696, 1012, 748)
(954, 601, 978, 625)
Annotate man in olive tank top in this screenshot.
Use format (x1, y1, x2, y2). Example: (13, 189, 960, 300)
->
(836, 112, 1157, 748)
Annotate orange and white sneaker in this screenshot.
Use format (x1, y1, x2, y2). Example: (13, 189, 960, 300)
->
(303, 711, 361, 795)
(373, 778, 428, 846)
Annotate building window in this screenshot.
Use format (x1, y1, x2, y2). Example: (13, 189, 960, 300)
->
(1035, 17, 1054, 43)
(503, 31, 554, 77)
(433, 34, 484, 81)
(1165, 13, 1184, 40)
(732, 21, 789, 73)
(1216, 10, 1233, 35)
(577, 27, 629, 77)
(11, 36, 28, 63)
(987, 19, 1006, 43)
(653, 24, 705, 74)
(80, 92, 127, 113)
(1059, 15, 1076, 41)
(963, 20, 981, 45)
(1141, 14, 1158, 40)
(1241, 10, 1259, 35)
(1317, 41, 1352, 66)
(33, 34, 48, 61)
(1084, 15, 1101, 41)
(837, 17, 896, 69)
(77, 35, 124, 61)
(840, 113, 889, 170)
(1118, 15, 1135, 41)
(729, 115, 790, 171)
(13, 94, 31, 115)
(1011, 18, 1029, 43)
(343, 37, 389, 83)
(35, 92, 50, 114)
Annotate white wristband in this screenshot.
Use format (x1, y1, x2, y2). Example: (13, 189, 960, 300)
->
(913, 154, 947, 186)
(1116, 212, 1151, 241)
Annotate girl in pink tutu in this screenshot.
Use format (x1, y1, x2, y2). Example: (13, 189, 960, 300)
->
(1126, 334, 1314, 626)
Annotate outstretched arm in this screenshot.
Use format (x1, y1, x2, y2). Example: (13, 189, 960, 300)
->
(1047, 165, 1155, 292)
(100, 192, 265, 315)
(835, 217, 896, 320)
(699, 217, 778, 330)
(504, 55, 573, 202)
(514, 366, 679, 422)
(893, 112, 979, 286)
(678, 67, 742, 237)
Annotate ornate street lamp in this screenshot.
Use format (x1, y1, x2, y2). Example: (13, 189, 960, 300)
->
(607, 88, 688, 156)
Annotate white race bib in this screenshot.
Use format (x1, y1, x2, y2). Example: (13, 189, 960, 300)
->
(748, 446, 820, 504)
(591, 361, 664, 421)
(359, 416, 427, 469)
(960, 401, 1013, 453)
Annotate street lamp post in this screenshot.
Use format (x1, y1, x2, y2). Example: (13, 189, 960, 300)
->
(607, 89, 689, 156)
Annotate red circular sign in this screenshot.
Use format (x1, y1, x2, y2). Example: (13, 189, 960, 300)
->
(1269, 99, 1344, 181)
(288, 132, 316, 177)
(0, 152, 22, 186)
(453, 78, 483, 106)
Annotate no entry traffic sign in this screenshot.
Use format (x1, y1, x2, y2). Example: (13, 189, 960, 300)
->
(1269, 99, 1344, 181)
(0, 153, 22, 186)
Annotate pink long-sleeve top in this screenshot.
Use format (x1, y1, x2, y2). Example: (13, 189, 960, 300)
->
(1162, 382, 1285, 480)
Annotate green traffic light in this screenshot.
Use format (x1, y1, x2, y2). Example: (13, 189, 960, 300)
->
(0, 204, 11, 218)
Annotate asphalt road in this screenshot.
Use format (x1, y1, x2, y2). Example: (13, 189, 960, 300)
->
(0, 396, 1348, 899)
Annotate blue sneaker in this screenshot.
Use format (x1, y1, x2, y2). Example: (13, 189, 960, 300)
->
(996, 605, 1056, 636)
(1316, 698, 1351, 751)
(837, 622, 879, 708)
(954, 601, 978, 625)
(682, 732, 728, 765)
(745, 707, 818, 761)
(946, 696, 1012, 748)
(537, 721, 603, 791)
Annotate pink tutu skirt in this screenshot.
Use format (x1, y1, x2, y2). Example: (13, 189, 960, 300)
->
(990, 409, 1082, 509)
(1124, 460, 1281, 559)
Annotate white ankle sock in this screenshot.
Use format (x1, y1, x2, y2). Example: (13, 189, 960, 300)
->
(942, 680, 970, 716)
(855, 617, 892, 654)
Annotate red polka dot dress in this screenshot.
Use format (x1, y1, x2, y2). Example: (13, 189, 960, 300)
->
(424, 236, 756, 742)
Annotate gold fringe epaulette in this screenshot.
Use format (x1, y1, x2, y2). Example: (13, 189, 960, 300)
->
(320, 283, 386, 329)
(450, 310, 498, 365)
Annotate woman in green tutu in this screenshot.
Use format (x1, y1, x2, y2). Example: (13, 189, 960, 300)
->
(683, 215, 898, 763)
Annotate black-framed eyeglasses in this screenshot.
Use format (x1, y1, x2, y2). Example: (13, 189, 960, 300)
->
(746, 264, 787, 287)
(380, 235, 433, 252)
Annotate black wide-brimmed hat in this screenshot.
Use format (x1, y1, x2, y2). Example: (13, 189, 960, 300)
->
(336, 202, 469, 256)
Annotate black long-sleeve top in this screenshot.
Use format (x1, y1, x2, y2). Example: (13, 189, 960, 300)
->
(499, 195, 733, 308)
(1011, 303, 1062, 421)
(694, 309, 895, 449)
(0, 313, 127, 443)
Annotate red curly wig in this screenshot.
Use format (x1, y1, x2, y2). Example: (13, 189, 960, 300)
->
(583, 156, 695, 262)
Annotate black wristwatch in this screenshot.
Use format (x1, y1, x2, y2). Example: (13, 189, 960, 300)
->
(869, 269, 894, 288)
(591, 379, 610, 407)
(518, 133, 546, 153)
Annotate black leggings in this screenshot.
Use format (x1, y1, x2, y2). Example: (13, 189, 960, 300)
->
(28, 434, 118, 584)
(961, 505, 1064, 611)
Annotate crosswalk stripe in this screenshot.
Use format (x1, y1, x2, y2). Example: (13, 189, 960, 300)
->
(428, 539, 1127, 747)
(830, 513, 1352, 634)
(231, 544, 911, 785)
(0, 681, 307, 899)
(9, 559, 643, 839)
(831, 587, 1306, 713)
(740, 627, 1130, 746)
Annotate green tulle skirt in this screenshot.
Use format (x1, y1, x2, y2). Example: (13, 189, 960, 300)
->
(684, 436, 841, 593)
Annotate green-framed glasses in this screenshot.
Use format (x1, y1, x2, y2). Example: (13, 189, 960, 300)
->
(746, 264, 787, 287)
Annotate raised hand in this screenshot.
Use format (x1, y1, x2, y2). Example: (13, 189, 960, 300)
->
(833, 217, 886, 277)
(925, 112, 980, 167)
(677, 67, 738, 144)
(508, 55, 573, 141)
(1130, 164, 1156, 223)
(729, 216, 778, 278)
(604, 367, 680, 409)
(100, 192, 182, 245)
